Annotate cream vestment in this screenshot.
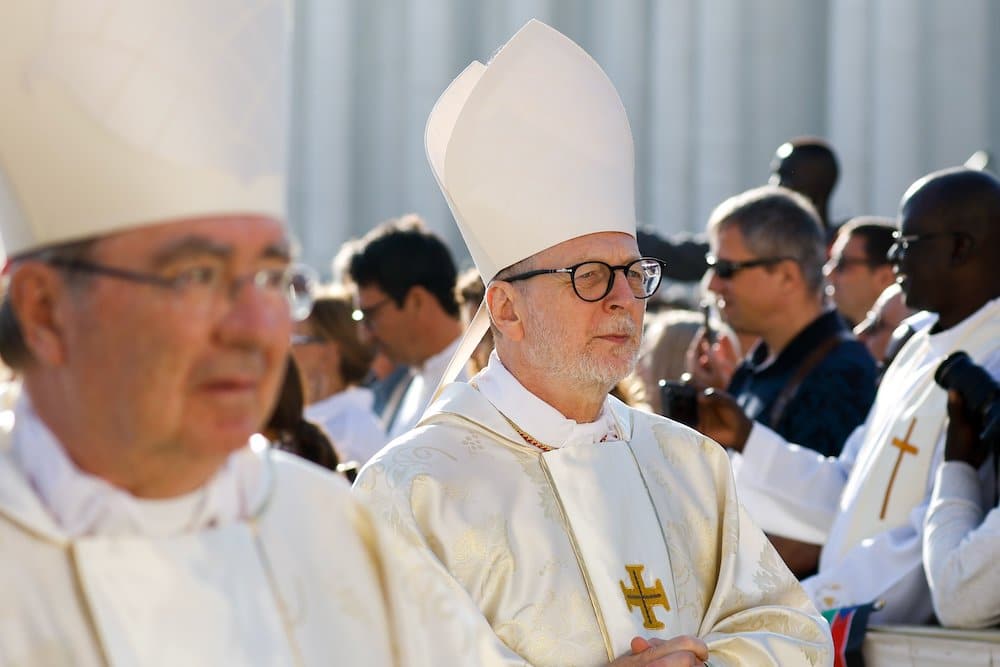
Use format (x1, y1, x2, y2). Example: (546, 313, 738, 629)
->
(0, 401, 514, 666)
(354, 355, 832, 666)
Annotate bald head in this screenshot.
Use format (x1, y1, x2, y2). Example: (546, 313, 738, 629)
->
(892, 167, 1000, 329)
(769, 138, 839, 228)
(901, 167, 1000, 247)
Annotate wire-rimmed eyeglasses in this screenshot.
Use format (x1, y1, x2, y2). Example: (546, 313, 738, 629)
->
(501, 257, 666, 302)
(45, 257, 318, 321)
(887, 231, 968, 261)
(705, 255, 794, 280)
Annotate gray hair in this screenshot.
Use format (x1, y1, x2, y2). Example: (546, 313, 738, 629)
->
(707, 185, 825, 292)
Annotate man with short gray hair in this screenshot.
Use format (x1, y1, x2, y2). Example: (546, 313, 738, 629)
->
(691, 186, 877, 577)
(693, 186, 877, 459)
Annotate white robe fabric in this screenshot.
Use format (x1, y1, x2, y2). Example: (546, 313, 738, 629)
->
(923, 461, 1000, 629)
(304, 386, 387, 465)
(0, 402, 517, 666)
(386, 336, 465, 440)
(354, 354, 833, 666)
(735, 298, 1000, 622)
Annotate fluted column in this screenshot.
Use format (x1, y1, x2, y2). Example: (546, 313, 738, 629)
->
(288, 0, 355, 272)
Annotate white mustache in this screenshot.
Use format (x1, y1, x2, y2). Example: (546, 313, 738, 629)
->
(595, 320, 638, 338)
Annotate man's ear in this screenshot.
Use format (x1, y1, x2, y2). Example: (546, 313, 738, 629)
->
(403, 285, 426, 314)
(775, 259, 802, 292)
(951, 232, 977, 265)
(873, 263, 896, 290)
(8, 264, 69, 366)
(486, 282, 525, 341)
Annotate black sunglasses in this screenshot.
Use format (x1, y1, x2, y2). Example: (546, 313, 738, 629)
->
(705, 255, 794, 280)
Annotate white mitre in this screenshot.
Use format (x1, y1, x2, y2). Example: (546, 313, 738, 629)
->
(0, 0, 290, 258)
(424, 19, 637, 397)
(426, 19, 636, 283)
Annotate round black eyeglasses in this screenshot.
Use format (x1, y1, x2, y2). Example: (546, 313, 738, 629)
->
(501, 257, 666, 302)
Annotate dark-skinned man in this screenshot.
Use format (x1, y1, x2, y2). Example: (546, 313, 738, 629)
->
(769, 138, 839, 236)
(923, 382, 999, 629)
(697, 167, 1000, 623)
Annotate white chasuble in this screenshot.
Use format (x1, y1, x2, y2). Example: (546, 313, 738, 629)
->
(0, 422, 518, 667)
(355, 382, 833, 667)
(823, 301, 1000, 566)
(542, 442, 679, 654)
(72, 525, 295, 665)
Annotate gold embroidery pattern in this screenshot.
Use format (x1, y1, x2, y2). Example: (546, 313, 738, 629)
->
(620, 564, 671, 630)
(449, 515, 515, 612)
(494, 590, 604, 666)
(880, 417, 919, 520)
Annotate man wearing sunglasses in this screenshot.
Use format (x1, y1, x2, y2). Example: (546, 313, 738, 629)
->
(824, 217, 897, 327)
(696, 187, 878, 461)
(692, 188, 878, 579)
(0, 3, 510, 665)
(699, 167, 1000, 624)
(355, 20, 832, 667)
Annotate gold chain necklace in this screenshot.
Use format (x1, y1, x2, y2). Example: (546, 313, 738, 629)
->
(503, 416, 555, 452)
(502, 415, 620, 452)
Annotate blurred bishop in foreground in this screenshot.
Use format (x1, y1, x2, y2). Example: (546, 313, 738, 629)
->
(0, 2, 510, 665)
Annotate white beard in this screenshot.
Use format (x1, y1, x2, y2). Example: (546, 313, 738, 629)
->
(521, 305, 639, 393)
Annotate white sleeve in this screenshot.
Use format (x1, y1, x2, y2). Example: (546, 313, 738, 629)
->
(734, 421, 864, 544)
(923, 460, 1000, 629)
(801, 495, 931, 623)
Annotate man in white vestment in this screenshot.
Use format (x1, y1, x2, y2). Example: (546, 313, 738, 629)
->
(344, 215, 467, 440)
(699, 167, 1000, 623)
(0, 3, 516, 665)
(354, 20, 833, 667)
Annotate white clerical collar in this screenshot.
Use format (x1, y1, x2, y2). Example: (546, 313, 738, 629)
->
(926, 297, 999, 356)
(473, 350, 621, 449)
(418, 335, 463, 377)
(11, 393, 267, 538)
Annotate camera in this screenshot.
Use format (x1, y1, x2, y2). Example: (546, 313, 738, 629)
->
(659, 377, 699, 428)
(934, 351, 1000, 449)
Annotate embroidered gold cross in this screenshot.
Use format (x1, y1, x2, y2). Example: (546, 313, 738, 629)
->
(620, 564, 670, 629)
(879, 418, 919, 520)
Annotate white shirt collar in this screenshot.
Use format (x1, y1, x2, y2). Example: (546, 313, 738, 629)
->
(473, 350, 621, 449)
(11, 393, 267, 538)
(419, 335, 464, 378)
(926, 297, 1000, 357)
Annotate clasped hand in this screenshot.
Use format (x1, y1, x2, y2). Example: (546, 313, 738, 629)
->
(607, 635, 709, 667)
